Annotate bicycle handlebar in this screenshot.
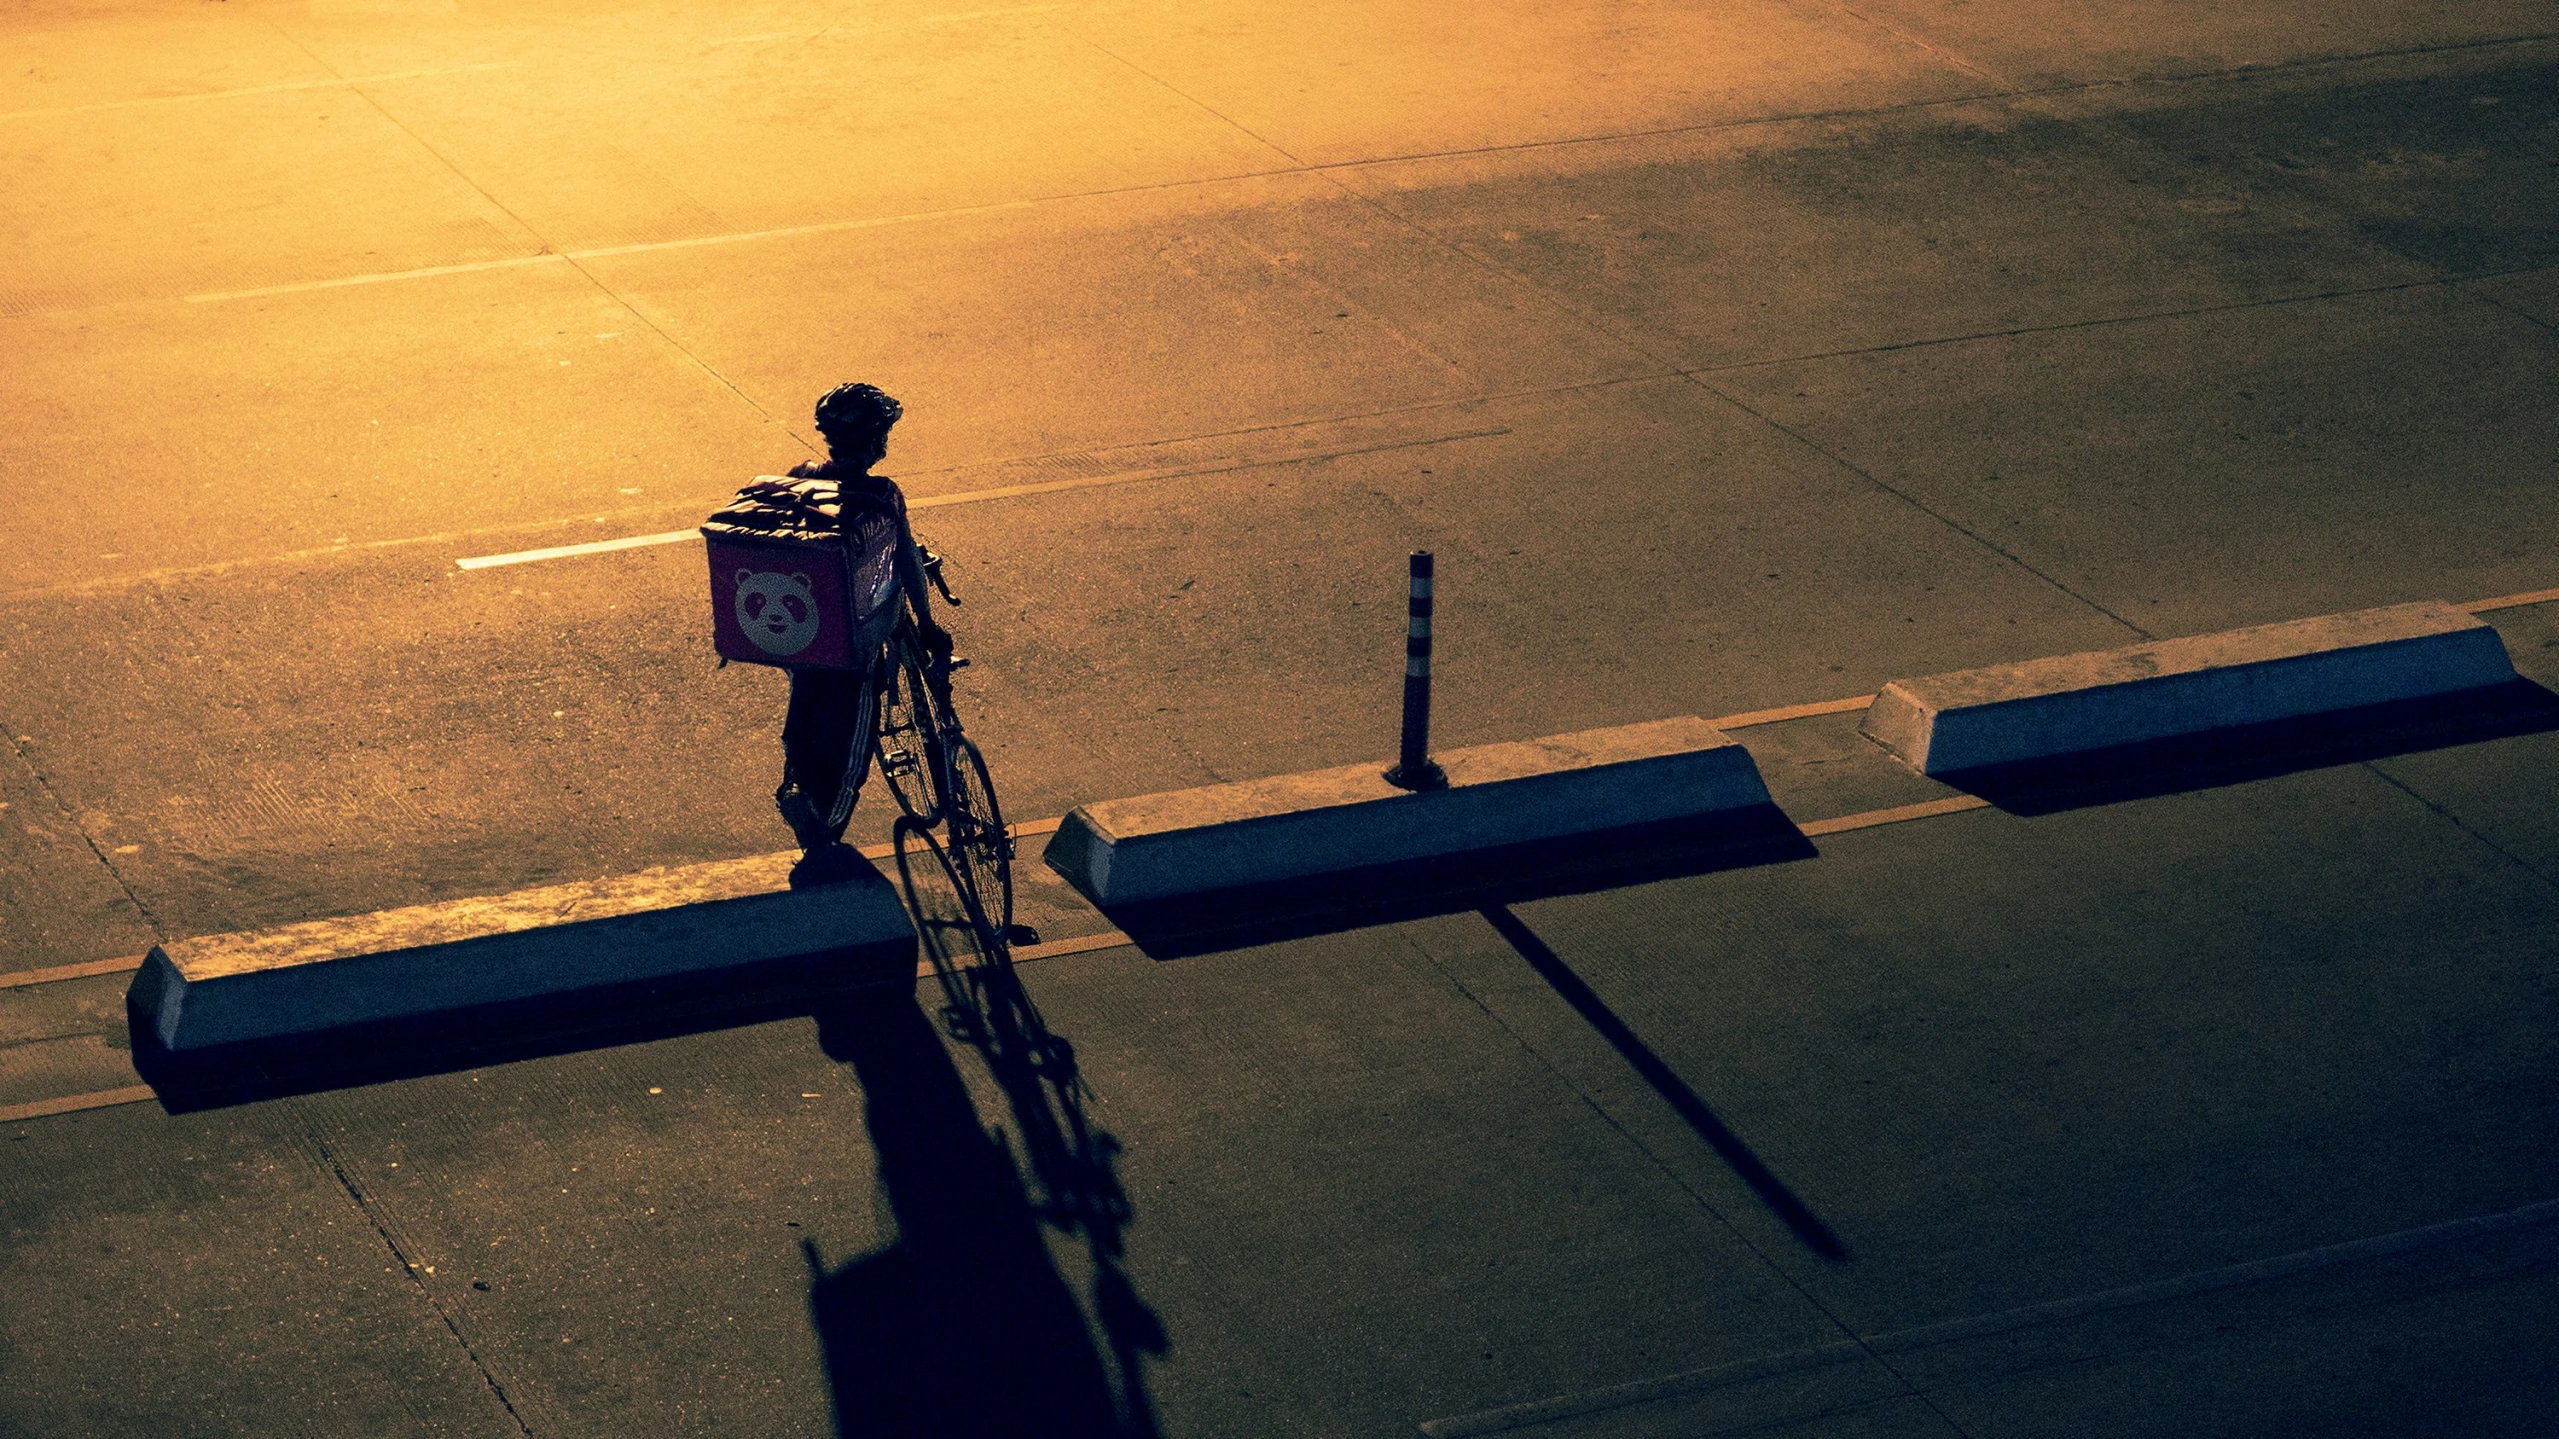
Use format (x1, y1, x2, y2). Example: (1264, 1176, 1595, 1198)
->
(920, 544, 961, 606)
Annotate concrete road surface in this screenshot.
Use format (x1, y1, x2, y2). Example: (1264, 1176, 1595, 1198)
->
(4, 0, 2556, 1434)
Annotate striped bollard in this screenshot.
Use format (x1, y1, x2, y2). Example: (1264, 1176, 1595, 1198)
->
(1383, 551, 1448, 791)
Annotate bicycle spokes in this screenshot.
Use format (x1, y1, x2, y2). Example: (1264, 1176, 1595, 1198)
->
(939, 735, 1013, 936)
(873, 636, 941, 825)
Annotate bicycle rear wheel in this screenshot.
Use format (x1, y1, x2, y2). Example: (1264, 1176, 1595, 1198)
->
(940, 735, 1013, 937)
(871, 634, 941, 825)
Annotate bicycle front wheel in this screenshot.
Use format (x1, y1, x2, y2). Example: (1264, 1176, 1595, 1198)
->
(871, 634, 941, 825)
(940, 735, 1013, 937)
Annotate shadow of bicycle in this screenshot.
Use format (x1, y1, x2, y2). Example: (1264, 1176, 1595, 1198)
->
(803, 820, 1165, 1438)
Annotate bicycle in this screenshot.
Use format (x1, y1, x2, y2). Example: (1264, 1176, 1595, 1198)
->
(870, 547, 1016, 938)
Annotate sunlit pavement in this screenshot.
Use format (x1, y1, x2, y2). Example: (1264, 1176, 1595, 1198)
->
(5, 1, 2558, 1433)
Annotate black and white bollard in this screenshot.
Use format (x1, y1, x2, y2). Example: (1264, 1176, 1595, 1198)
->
(1384, 550, 1449, 791)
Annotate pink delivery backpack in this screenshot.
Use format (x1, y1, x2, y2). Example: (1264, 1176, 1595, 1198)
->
(701, 477, 903, 671)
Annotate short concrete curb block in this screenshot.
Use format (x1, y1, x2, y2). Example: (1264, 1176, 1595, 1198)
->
(1862, 600, 2521, 775)
(129, 853, 917, 1058)
(1044, 716, 1775, 908)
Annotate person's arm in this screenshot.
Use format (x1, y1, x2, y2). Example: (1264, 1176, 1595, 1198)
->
(893, 509, 939, 636)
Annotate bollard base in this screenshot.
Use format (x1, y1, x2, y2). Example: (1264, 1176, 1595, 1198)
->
(1382, 758, 1448, 792)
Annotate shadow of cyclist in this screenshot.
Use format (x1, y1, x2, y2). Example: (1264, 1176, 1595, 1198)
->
(803, 823, 1165, 1437)
(805, 988, 1121, 1436)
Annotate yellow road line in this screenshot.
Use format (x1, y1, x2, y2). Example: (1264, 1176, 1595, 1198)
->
(1798, 794, 1991, 837)
(2462, 586, 2559, 614)
(1011, 930, 1132, 961)
(0, 1086, 157, 1125)
(0, 773, 1979, 1002)
(858, 814, 1060, 862)
(0, 955, 146, 989)
(0, 935, 1149, 1124)
(913, 928, 1136, 978)
(5, 796, 2007, 1129)
(0, 827, 1070, 990)
(1711, 694, 1876, 729)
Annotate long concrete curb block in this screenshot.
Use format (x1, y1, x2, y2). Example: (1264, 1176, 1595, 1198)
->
(1862, 600, 2519, 775)
(130, 853, 916, 1053)
(1044, 716, 1774, 907)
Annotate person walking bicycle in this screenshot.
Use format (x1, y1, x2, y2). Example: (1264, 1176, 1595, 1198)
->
(702, 384, 945, 870)
(703, 382, 1015, 923)
(772, 383, 949, 857)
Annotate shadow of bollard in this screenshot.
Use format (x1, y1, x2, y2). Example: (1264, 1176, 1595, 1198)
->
(1480, 904, 1849, 1262)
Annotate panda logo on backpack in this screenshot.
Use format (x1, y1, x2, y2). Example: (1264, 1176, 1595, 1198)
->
(734, 570, 821, 657)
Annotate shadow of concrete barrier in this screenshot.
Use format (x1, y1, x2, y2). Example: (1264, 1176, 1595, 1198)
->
(1929, 678, 2559, 816)
(1042, 717, 1807, 957)
(1862, 599, 2519, 776)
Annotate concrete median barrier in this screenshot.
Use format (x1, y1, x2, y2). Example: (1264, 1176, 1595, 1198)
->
(1862, 600, 2520, 776)
(1043, 715, 1777, 909)
(128, 853, 916, 1068)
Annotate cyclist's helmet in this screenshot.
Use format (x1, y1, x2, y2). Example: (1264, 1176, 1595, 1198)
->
(814, 382, 902, 450)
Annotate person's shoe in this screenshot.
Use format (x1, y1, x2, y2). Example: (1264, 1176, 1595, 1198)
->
(789, 842, 868, 889)
(775, 782, 835, 851)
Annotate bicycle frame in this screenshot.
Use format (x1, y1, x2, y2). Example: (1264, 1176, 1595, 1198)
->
(872, 583, 1013, 933)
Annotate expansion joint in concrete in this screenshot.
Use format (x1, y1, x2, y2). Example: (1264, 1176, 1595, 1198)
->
(1679, 372, 2154, 642)
(304, 1119, 537, 1437)
(1067, 29, 1308, 169)
(2364, 762, 2559, 897)
(258, 16, 807, 455)
(1815, 0, 2017, 89)
(1, 728, 167, 944)
(1692, 268, 2559, 379)
(1402, 926, 1976, 1437)
(2466, 281, 2559, 338)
